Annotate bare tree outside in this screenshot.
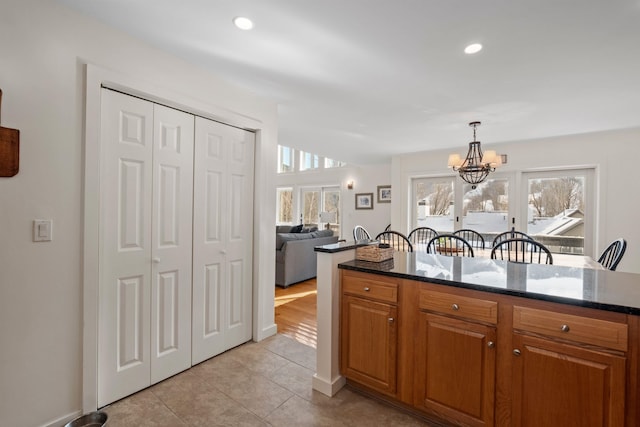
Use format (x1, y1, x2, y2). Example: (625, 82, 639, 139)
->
(429, 183, 454, 215)
(303, 190, 319, 225)
(530, 177, 584, 217)
(415, 180, 454, 215)
(277, 188, 293, 223)
(464, 180, 508, 215)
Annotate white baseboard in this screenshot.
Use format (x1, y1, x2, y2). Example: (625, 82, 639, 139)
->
(256, 323, 277, 341)
(40, 410, 82, 427)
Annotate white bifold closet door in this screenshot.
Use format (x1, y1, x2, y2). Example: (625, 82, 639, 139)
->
(98, 89, 194, 407)
(191, 116, 255, 364)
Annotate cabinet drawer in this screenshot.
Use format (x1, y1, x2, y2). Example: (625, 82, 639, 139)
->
(342, 275, 398, 304)
(419, 289, 498, 325)
(513, 306, 628, 351)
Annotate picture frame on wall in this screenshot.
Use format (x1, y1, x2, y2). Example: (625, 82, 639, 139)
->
(377, 185, 391, 203)
(355, 193, 374, 210)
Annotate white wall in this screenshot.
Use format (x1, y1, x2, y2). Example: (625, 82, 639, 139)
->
(392, 128, 640, 273)
(0, 1, 277, 426)
(276, 164, 392, 240)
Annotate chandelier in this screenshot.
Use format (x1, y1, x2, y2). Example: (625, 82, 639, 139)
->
(447, 121, 501, 188)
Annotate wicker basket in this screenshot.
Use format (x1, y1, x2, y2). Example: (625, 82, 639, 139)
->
(356, 245, 394, 262)
(436, 245, 464, 254)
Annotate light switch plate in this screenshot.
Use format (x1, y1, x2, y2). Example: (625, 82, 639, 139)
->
(33, 219, 52, 242)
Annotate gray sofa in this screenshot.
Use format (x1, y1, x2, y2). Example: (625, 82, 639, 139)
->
(275, 225, 339, 287)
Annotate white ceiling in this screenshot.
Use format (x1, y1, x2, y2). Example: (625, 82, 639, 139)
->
(57, 0, 640, 165)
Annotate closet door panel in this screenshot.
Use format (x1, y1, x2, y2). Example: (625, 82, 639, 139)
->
(99, 90, 153, 407)
(151, 105, 194, 384)
(192, 117, 254, 364)
(224, 132, 254, 346)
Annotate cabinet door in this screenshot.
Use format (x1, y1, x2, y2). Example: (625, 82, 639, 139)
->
(512, 334, 626, 427)
(341, 295, 397, 395)
(414, 312, 496, 427)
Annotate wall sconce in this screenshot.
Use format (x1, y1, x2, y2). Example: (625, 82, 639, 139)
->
(347, 181, 354, 190)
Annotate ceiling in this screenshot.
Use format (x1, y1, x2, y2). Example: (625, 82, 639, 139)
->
(57, 0, 640, 165)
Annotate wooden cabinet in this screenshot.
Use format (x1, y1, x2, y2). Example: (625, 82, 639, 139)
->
(414, 290, 497, 427)
(511, 306, 628, 427)
(340, 271, 399, 396)
(338, 270, 638, 426)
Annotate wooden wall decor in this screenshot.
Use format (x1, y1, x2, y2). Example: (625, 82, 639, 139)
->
(0, 89, 20, 177)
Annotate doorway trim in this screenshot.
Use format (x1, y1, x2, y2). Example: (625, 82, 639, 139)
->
(82, 63, 277, 412)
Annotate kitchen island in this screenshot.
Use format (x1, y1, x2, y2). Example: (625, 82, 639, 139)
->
(313, 242, 640, 427)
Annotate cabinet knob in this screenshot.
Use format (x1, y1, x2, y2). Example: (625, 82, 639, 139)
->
(220, 250, 227, 254)
(152, 257, 161, 263)
(513, 349, 521, 356)
(487, 341, 495, 348)
(560, 324, 570, 333)
(364, 287, 370, 292)
(388, 317, 394, 323)
(452, 303, 460, 311)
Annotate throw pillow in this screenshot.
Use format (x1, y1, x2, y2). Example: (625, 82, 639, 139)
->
(290, 224, 304, 233)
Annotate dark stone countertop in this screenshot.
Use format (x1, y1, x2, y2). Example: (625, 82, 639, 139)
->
(338, 251, 640, 315)
(314, 239, 374, 253)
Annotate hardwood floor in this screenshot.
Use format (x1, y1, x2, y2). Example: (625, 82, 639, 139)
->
(274, 279, 317, 348)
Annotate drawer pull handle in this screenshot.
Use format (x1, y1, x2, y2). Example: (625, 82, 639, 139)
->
(452, 303, 460, 311)
(388, 317, 394, 323)
(364, 287, 370, 292)
(487, 341, 495, 348)
(513, 349, 521, 356)
(560, 324, 570, 333)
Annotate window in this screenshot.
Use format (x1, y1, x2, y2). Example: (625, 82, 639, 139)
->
(276, 187, 293, 224)
(462, 178, 510, 240)
(412, 177, 455, 233)
(300, 186, 341, 236)
(301, 188, 320, 225)
(299, 151, 319, 171)
(325, 158, 346, 168)
(277, 145, 294, 173)
(411, 168, 594, 256)
(522, 169, 593, 255)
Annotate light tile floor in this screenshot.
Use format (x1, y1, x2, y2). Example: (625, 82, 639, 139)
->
(102, 334, 436, 426)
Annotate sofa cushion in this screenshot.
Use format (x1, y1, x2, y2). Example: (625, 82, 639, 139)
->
(276, 225, 293, 234)
(276, 231, 316, 250)
(311, 229, 333, 238)
(290, 224, 304, 233)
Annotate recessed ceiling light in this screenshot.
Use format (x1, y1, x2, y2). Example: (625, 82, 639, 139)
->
(464, 43, 483, 54)
(233, 16, 254, 30)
